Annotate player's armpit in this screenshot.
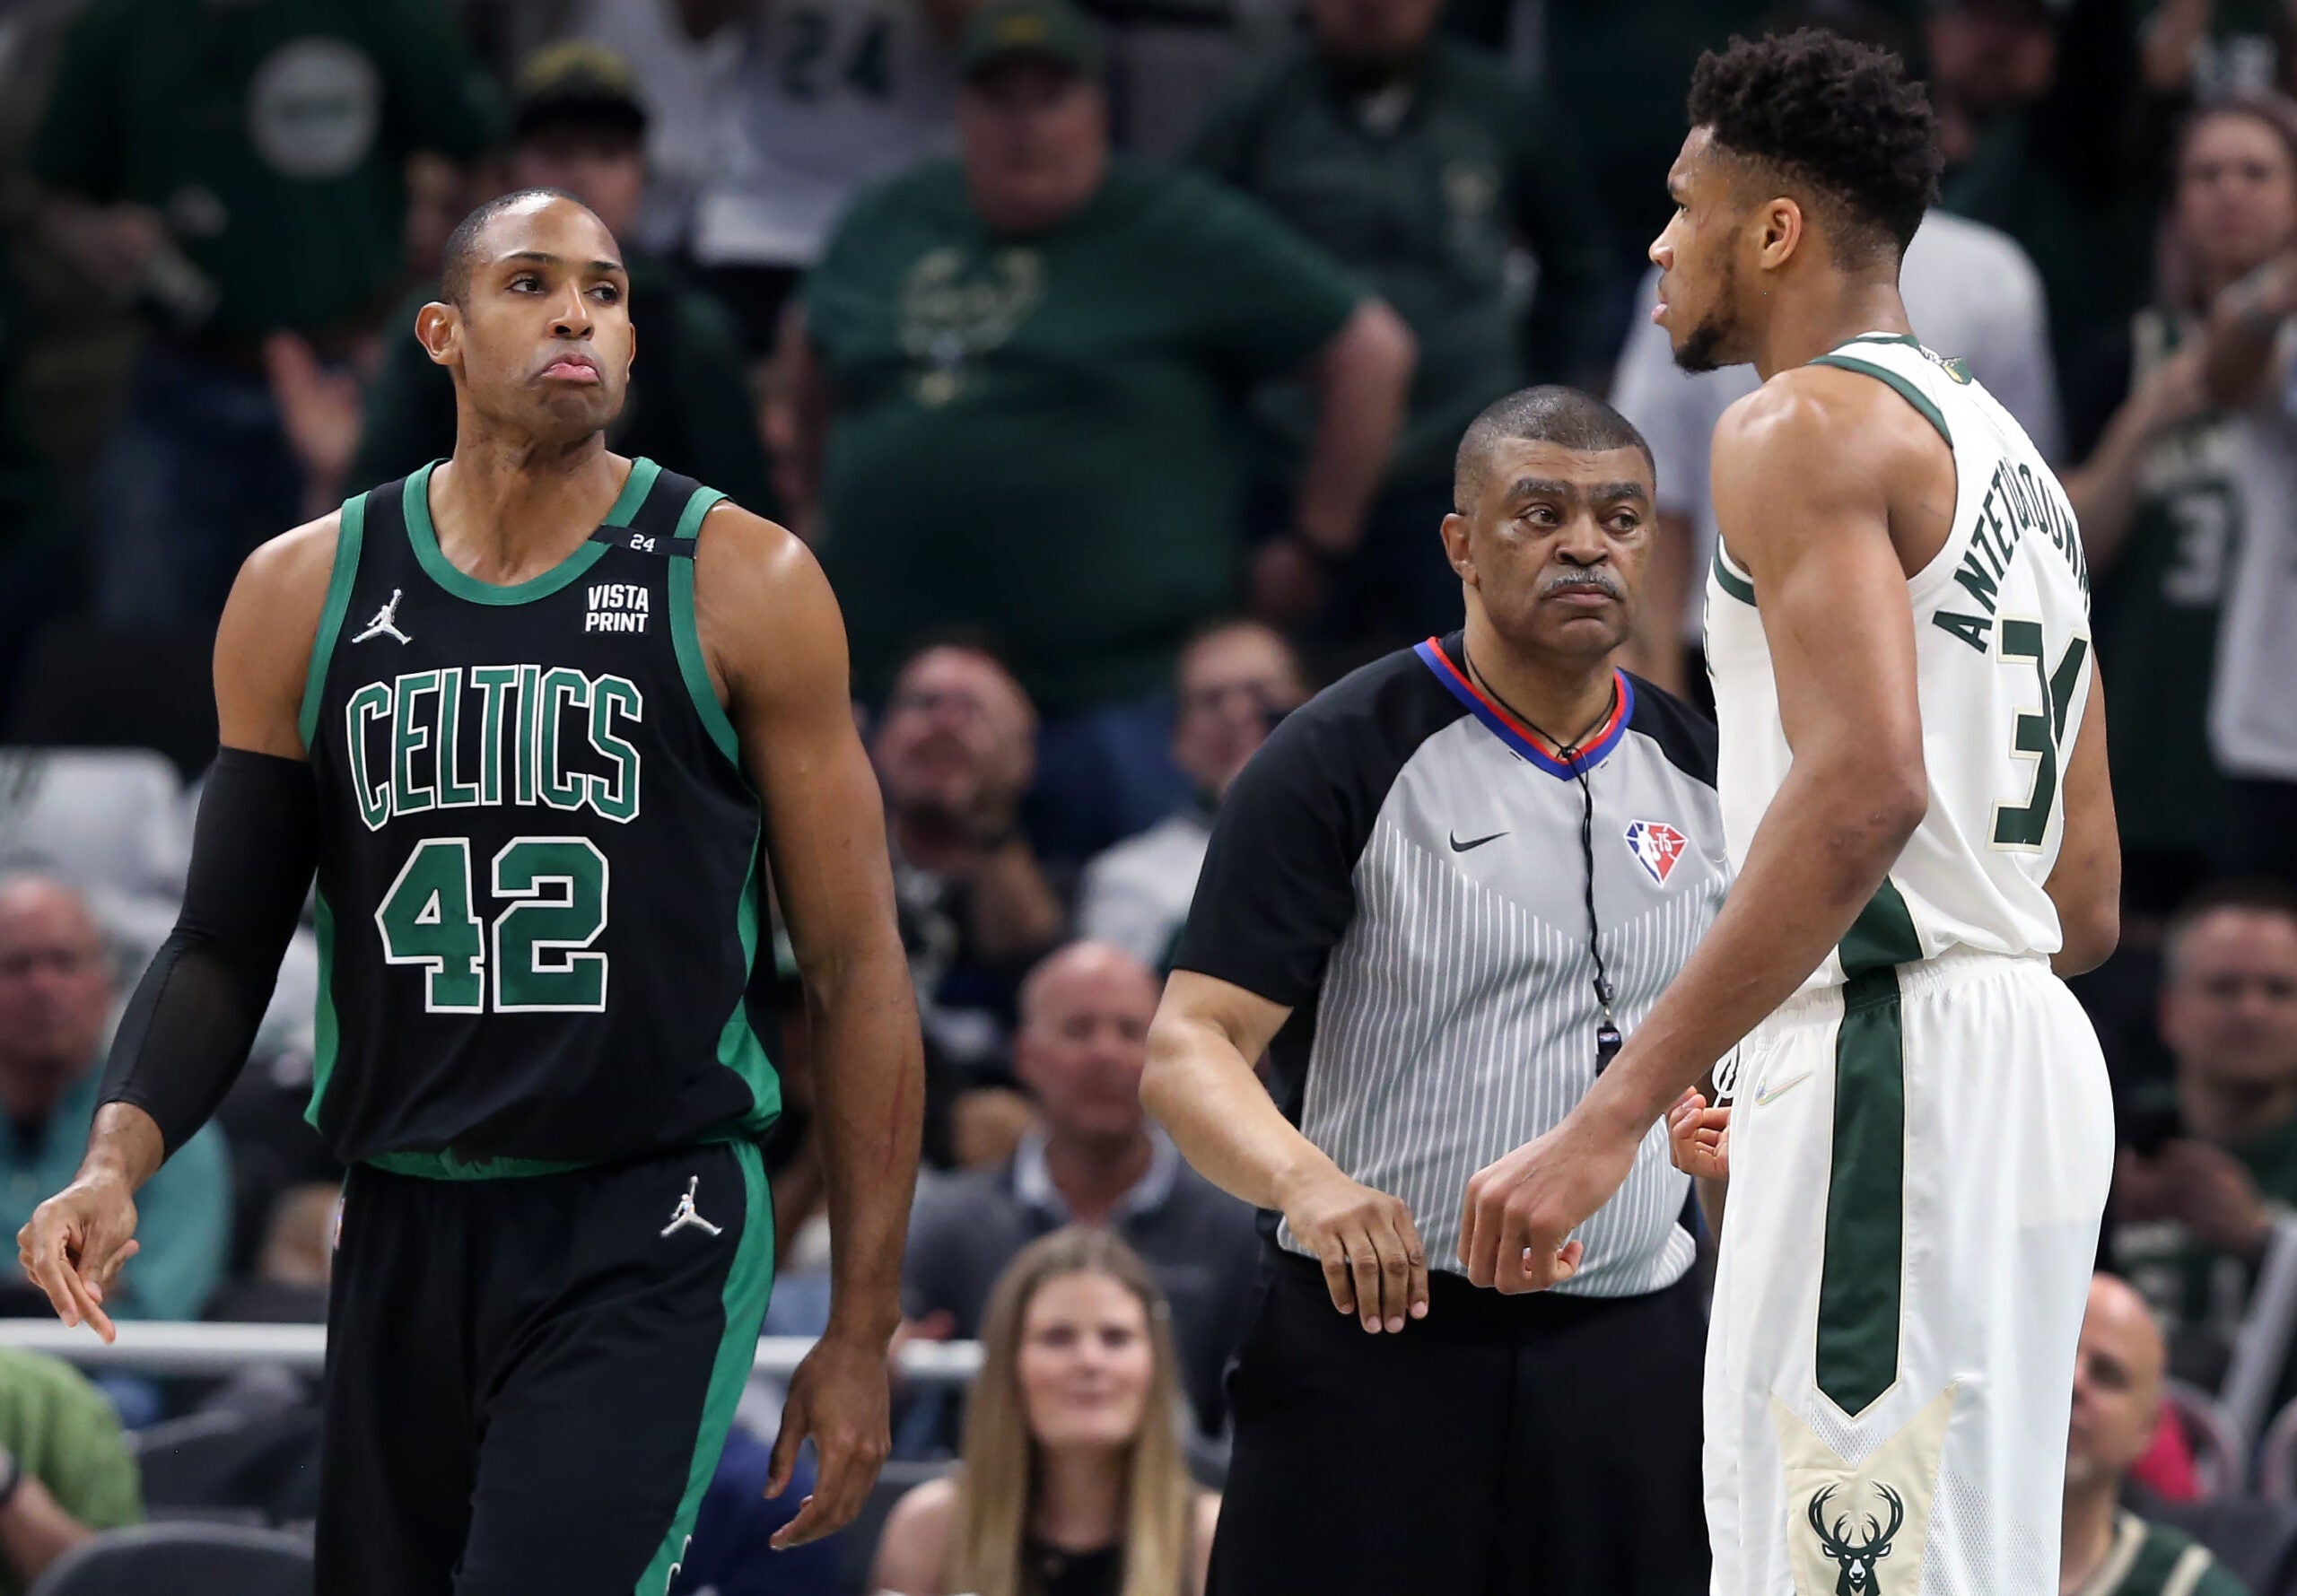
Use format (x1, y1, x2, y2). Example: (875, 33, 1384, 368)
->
(214, 511, 344, 759)
(2045, 657, 2119, 976)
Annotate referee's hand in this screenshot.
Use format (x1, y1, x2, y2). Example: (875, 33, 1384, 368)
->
(1667, 1090, 1731, 1182)
(1279, 1165, 1430, 1333)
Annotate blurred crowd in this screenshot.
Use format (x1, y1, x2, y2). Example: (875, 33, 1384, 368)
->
(2, 0, 2297, 1590)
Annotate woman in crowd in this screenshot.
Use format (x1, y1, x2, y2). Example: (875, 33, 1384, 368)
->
(871, 1228, 1219, 1596)
(2067, 91, 2297, 915)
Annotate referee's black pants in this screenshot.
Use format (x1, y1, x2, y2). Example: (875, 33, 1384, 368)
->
(1209, 1251, 1708, 1596)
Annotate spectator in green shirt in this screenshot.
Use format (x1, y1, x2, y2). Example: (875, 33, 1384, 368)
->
(0, 1346, 144, 1596)
(31, 0, 502, 627)
(1934, 0, 2179, 456)
(2114, 883, 2297, 1401)
(2064, 1274, 2249, 1596)
(313, 42, 774, 517)
(0, 877, 229, 1326)
(2064, 94, 2297, 917)
(1191, 0, 1610, 661)
(790, 0, 1415, 860)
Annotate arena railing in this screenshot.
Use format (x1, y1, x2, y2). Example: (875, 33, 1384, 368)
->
(0, 1321, 985, 1384)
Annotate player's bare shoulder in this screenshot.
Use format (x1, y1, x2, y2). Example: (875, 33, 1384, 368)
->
(687, 500, 854, 715)
(1713, 363, 1952, 573)
(1717, 363, 1936, 474)
(217, 510, 347, 755)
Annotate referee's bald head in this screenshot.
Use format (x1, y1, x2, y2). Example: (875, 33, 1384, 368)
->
(1453, 387, 1655, 514)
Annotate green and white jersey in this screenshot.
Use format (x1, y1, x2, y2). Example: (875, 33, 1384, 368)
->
(1704, 333, 2095, 989)
(2070, 1511, 2249, 1596)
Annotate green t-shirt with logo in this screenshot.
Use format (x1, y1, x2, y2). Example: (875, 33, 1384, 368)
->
(808, 158, 1362, 711)
(2096, 310, 2240, 863)
(32, 0, 502, 339)
(2073, 1512, 2249, 1596)
(2118, 1099, 2297, 1408)
(1191, 39, 1610, 492)
(0, 1347, 141, 1596)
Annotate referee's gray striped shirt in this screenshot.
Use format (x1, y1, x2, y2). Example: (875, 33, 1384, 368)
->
(1173, 634, 1729, 1297)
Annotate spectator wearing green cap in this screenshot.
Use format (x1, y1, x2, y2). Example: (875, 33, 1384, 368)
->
(31, 0, 503, 628)
(268, 42, 775, 520)
(790, 0, 1415, 862)
(1190, 0, 1611, 665)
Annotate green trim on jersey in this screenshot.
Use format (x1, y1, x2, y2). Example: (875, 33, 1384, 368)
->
(1816, 965, 1907, 1417)
(717, 824, 783, 1137)
(668, 489, 741, 767)
(1839, 878, 1922, 979)
(298, 495, 369, 750)
(1845, 333, 1923, 350)
(1809, 353, 1952, 449)
(403, 458, 660, 606)
(309, 891, 342, 1131)
(636, 1138, 775, 1595)
(1712, 544, 1756, 606)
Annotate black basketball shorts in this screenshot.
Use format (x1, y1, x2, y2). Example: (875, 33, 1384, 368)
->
(317, 1140, 774, 1596)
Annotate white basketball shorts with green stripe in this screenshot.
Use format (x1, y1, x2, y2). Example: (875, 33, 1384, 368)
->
(1704, 946, 2113, 1596)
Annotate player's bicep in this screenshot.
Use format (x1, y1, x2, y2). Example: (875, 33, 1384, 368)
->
(214, 517, 340, 759)
(1714, 397, 1925, 792)
(703, 511, 898, 974)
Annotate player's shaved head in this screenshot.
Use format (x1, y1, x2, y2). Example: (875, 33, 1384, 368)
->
(440, 188, 602, 307)
(1454, 386, 1655, 513)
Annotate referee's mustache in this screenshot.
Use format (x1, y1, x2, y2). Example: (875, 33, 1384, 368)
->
(1542, 567, 1624, 599)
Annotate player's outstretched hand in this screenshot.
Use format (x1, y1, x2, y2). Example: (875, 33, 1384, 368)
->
(1278, 1162, 1430, 1333)
(1460, 1106, 1640, 1295)
(1667, 1091, 1732, 1182)
(765, 1331, 894, 1550)
(16, 1171, 141, 1344)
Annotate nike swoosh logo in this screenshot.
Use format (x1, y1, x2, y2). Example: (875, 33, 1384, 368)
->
(1753, 1069, 1814, 1108)
(1449, 830, 1508, 852)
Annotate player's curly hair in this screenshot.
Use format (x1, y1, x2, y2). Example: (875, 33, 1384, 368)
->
(1687, 29, 1941, 260)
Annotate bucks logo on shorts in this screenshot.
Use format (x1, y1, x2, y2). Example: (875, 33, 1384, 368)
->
(1774, 1385, 1954, 1596)
(1804, 1482, 1904, 1594)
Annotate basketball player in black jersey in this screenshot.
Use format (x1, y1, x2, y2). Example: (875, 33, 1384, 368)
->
(17, 188, 924, 1594)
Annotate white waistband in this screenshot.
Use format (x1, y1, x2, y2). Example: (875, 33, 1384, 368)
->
(1757, 946, 2052, 1032)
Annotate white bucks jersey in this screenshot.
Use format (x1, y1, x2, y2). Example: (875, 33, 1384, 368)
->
(1704, 333, 2094, 989)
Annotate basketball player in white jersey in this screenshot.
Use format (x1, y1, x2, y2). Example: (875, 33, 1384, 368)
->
(1457, 30, 2120, 1595)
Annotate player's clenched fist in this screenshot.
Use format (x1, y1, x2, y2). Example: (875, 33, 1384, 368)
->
(1667, 1090, 1731, 1181)
(1277, 1163, 1429, 1334)
(1460, 1106, 1641, 1295)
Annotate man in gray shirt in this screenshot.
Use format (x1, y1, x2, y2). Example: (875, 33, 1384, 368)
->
(904, 941, 1260, 1435)
(1145, 387, 1725, 1594)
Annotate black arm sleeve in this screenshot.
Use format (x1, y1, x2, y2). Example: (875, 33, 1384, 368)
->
(99, 748, 319, 1157)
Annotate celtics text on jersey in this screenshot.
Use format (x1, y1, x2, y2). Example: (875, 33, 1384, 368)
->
(300, 458, 779, 1174)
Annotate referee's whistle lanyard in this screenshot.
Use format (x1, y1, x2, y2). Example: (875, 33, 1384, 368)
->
(1462, 646, 1624, 1074)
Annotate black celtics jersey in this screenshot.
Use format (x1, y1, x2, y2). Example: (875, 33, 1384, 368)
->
(298, 458, 778, 1174)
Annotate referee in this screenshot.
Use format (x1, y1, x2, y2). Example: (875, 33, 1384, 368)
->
(1144, 387, 1725, 1595)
